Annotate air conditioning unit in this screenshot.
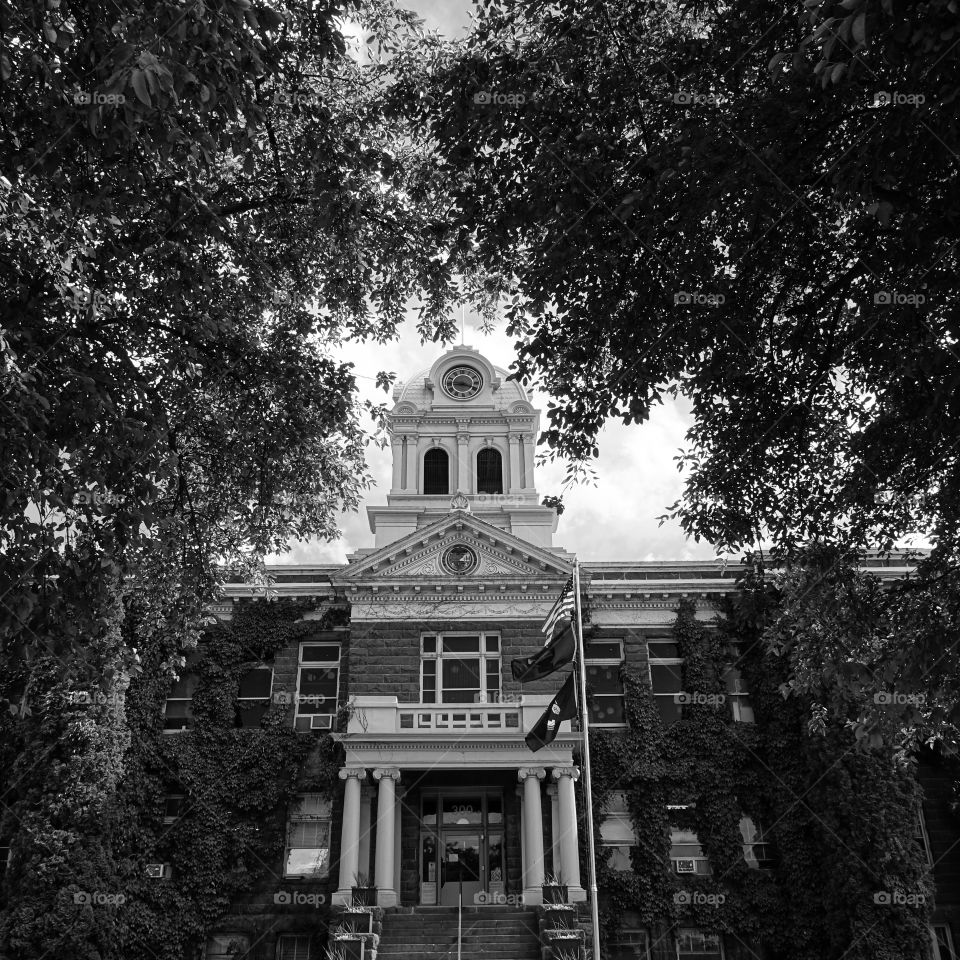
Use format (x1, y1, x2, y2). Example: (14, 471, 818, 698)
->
(146, 863, 172, 879)
(310, 714, 333, 730)
(673, 859, 696, 874)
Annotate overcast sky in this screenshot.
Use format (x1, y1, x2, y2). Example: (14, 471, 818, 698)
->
(276, 0, 717, 566)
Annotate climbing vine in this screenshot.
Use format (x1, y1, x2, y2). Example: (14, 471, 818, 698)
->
(582, 595, 933, 960)
(0, 597, 346, 960)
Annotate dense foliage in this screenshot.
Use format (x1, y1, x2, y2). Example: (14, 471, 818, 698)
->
(585, 601, 932, 960)
(0, 599, 344, 960)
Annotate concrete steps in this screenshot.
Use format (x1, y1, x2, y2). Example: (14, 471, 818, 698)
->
(376, 907, 540, 960)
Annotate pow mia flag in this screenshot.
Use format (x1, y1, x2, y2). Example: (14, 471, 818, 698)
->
(524, 673, 578, 752)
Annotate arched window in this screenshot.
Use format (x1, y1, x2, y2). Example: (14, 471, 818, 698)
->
(476, 448, 503, 495)
(423, 448, 450, 495)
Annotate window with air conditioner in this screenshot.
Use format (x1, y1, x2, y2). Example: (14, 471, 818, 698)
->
(600, 792, 638, 871)
(162, 794, 186, 825)
(284, 794, 331, 878)
(648, 640, 684, 725)
(585, 640, 626, 726)
(675, 928, 724, 959)
(236, 665, 273, 728)
(294, 643, 340, 731)
(277, 934, 313, 960)
(421, 633, 501, 704)
(669, 816, 711, 876)
(204, 933, 251, 959)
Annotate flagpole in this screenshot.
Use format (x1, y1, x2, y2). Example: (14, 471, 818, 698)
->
(573, 559, 601, 960)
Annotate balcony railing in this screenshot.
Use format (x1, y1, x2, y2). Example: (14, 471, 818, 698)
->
(342, 695, 566, 737)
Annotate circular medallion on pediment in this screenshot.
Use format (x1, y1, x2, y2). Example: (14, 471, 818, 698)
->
(441, 543, 478, 575)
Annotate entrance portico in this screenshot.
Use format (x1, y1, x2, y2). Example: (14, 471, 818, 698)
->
(330, 694, 585, 906)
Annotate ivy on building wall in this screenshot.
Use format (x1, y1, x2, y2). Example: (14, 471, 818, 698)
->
(582, 598, 933, 960)
(0, 597, 346, 960)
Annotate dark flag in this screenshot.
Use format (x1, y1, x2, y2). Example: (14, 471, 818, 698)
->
(525, 673, 578, 752)
(511, 622, 575, 683)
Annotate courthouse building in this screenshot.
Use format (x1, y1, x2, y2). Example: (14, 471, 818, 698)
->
(173, 346, 960, 960)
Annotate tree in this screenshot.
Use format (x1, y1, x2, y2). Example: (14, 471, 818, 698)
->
(0, 2, 463, 954)
(401, 0, 960, 741)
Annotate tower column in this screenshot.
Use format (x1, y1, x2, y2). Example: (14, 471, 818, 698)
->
(519, 766, 546, 903)
(334, 768, 366, 904)
(508, 435, 522, 494)
(522, 434, 536, 491)
(553, 766, 587, 901)
(390, 436, 403, 492)
(373, 767, 401, 906)
(457, 430, 470, 494)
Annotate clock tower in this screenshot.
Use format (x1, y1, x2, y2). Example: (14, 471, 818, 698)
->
(365, 345, 561, 549)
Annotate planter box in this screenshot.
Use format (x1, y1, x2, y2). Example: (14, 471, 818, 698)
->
(333, 934, 366, 960)
(340, 910, 374, 934)
(350, 886, 376, 907)
(542, 884, 568, 904)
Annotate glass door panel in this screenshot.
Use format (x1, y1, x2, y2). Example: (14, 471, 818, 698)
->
(440, 832, 482, 905)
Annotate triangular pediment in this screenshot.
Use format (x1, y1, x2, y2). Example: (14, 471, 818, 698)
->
(336, 511, 572, 584)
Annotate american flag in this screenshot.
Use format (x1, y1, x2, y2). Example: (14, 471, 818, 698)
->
(541, 576, 575, 639)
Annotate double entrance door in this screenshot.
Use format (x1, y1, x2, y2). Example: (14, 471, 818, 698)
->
(419, 788, 505, 906)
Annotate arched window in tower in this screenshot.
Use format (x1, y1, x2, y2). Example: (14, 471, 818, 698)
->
(476, 448, 503, 495)
(423, 448, 450, 495)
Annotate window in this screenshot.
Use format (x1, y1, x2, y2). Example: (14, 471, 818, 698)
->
(916, 805, 933, 867)
(600, 792, 638, 871)
(585, 641, 626, 726)
(277, 934, 313, 960)
(669, 817, 711, 875)
(421, 633, 501, 704)
(0, 838, 10, 879)
(739, 816, 775, 869)
(423, 447, 450, 495)
(932, 925, 957, 960)
(284, 795, 331, 878)
(294, 643, 340, 731)
(476, 448, 503, 495)
(609, 930, 651, 960)
(675, 929, 724, 959)
(204, 933, 251, 959)
(648, 640, 683, 725)
(236, 665, 272, 728)
(163, 672, 199, 732)
(163, 794, 187, 824)
(723, 645, 754, 722)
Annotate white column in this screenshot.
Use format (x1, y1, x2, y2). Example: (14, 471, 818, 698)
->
(390, 436, 403, 492)
(508, 435, 522, 493)
(553, 767, 586, 902)
(516, 786, 527, 891)
(334, 768, 366, 904)
(358, 784, 372, 879)
(457, 431, 470, 493)
(519, 766, 546, 903)
(522, 435, 535, 491)
(373, 767, 401, 906)
(547, 784, 561, 876)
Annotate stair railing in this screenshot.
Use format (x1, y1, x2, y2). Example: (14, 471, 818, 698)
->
(457, 875, 463, 960)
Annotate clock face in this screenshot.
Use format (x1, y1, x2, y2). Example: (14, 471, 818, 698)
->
(441, 365, 483, 400)
(442, 544, 478, 575)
